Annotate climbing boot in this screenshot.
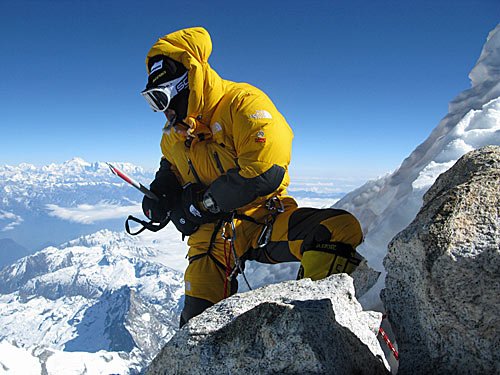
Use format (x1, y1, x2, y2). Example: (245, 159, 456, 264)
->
(298, 242, 361, 281)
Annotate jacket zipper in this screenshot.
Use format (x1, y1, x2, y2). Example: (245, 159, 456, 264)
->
(187, 158, 202, 184)
(213, 151, 225, 174)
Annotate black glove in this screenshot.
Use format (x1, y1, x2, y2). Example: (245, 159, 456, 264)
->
(169, 202, 199, 236)
(142, 196, 170, 222)
(181, 183, 227, 224)
(142, 192, 200, 235)
(142, 159, 183, 223)
(142, 179, 181, 223)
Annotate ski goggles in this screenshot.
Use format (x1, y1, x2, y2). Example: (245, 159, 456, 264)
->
(141, 71, 189, 112)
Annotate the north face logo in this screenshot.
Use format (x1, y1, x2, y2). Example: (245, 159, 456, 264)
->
(249, 110, 272, 120)
(189, 204, 202, 218)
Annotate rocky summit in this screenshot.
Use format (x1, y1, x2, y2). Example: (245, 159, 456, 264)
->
(147, 274, 389, 375)
(382, 146, 500, 374)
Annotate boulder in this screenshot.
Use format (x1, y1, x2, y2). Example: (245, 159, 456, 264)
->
(352, 258, 381, 298)
(382, 146, 500, 374)
(147, 274, 389, 374)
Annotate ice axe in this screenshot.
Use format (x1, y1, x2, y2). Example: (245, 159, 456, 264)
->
(106, 162, 169, 235)
(106, 162, 159, 201)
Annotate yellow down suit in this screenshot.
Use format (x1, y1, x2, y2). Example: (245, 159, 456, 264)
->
(145, 27, 363, 325)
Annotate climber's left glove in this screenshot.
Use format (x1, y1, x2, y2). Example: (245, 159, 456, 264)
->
(181, 183, 229, 224)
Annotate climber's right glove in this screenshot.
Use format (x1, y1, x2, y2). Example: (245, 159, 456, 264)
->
(142, 159, 182, 223)
(142, 195, 170, 222)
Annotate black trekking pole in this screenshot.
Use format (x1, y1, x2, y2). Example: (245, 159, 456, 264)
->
(106, 162, 170, 235)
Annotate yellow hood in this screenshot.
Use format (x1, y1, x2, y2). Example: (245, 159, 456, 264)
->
(146, 27, 225, 126)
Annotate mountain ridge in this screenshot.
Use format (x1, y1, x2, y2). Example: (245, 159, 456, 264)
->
(0, 229, 185, 372)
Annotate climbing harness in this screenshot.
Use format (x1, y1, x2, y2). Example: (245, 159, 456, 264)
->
(257, 196, 285, 248)
(186, 196, 287, 299)
(218, 196, 285, 297)
(221, 213, 252, 297)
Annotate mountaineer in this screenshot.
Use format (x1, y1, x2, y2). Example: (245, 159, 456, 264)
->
(140, 27, 363, 327)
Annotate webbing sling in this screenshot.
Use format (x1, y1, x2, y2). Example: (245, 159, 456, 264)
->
(187, 219, 226, 270)
(186, 197, 284, 292)
(188, 218, 252, 292)
(125, 215, 170, 235)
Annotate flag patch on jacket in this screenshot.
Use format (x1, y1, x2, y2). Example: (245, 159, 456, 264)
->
(255, 130, 266, 143)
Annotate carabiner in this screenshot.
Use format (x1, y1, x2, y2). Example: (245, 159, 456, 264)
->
(265, 196, 285, 213)
(257, 219, 273, 248)
(221, 213, 237, 242)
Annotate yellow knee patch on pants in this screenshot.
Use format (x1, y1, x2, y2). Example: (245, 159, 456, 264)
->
(300, 246, 360, 281)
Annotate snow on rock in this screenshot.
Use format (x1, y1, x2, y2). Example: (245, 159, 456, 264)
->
(334, 24, 500, 309)
(147, 274, 389, 375)
(382, 146, 500, 374)
(0, 341, 41, 374)
(0, 340, 132, 375)
(468, 26, 500, 90)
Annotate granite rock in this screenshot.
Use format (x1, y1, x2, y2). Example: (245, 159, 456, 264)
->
(147, 274, 389, 374)
(382, 146, 500, 374)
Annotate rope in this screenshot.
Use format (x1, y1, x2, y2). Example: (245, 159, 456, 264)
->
(223, 239, 231, 299)
(378, 315, 399, 361)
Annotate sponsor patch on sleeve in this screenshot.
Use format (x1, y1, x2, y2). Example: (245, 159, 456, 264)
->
(249, 110, 272, 120)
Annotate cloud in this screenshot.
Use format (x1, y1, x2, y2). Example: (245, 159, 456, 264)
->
(294, 197, 340, 208)
(46, 202, 142, 224)
(289, 178, 369, 195)
(0, 210, 24, 231)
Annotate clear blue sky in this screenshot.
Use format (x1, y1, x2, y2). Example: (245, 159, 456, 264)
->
(0, 1, 498, 179)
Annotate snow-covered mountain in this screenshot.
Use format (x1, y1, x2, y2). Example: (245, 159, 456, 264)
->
(0, 157, 153, 253)
(0, 229, 185, 373)
(0, 157, 149, 209)
(0, 156, 346, 262)
(0, 238, 29, 270)
(335, 24, 500, 309)
(0, 341, 132, 375)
